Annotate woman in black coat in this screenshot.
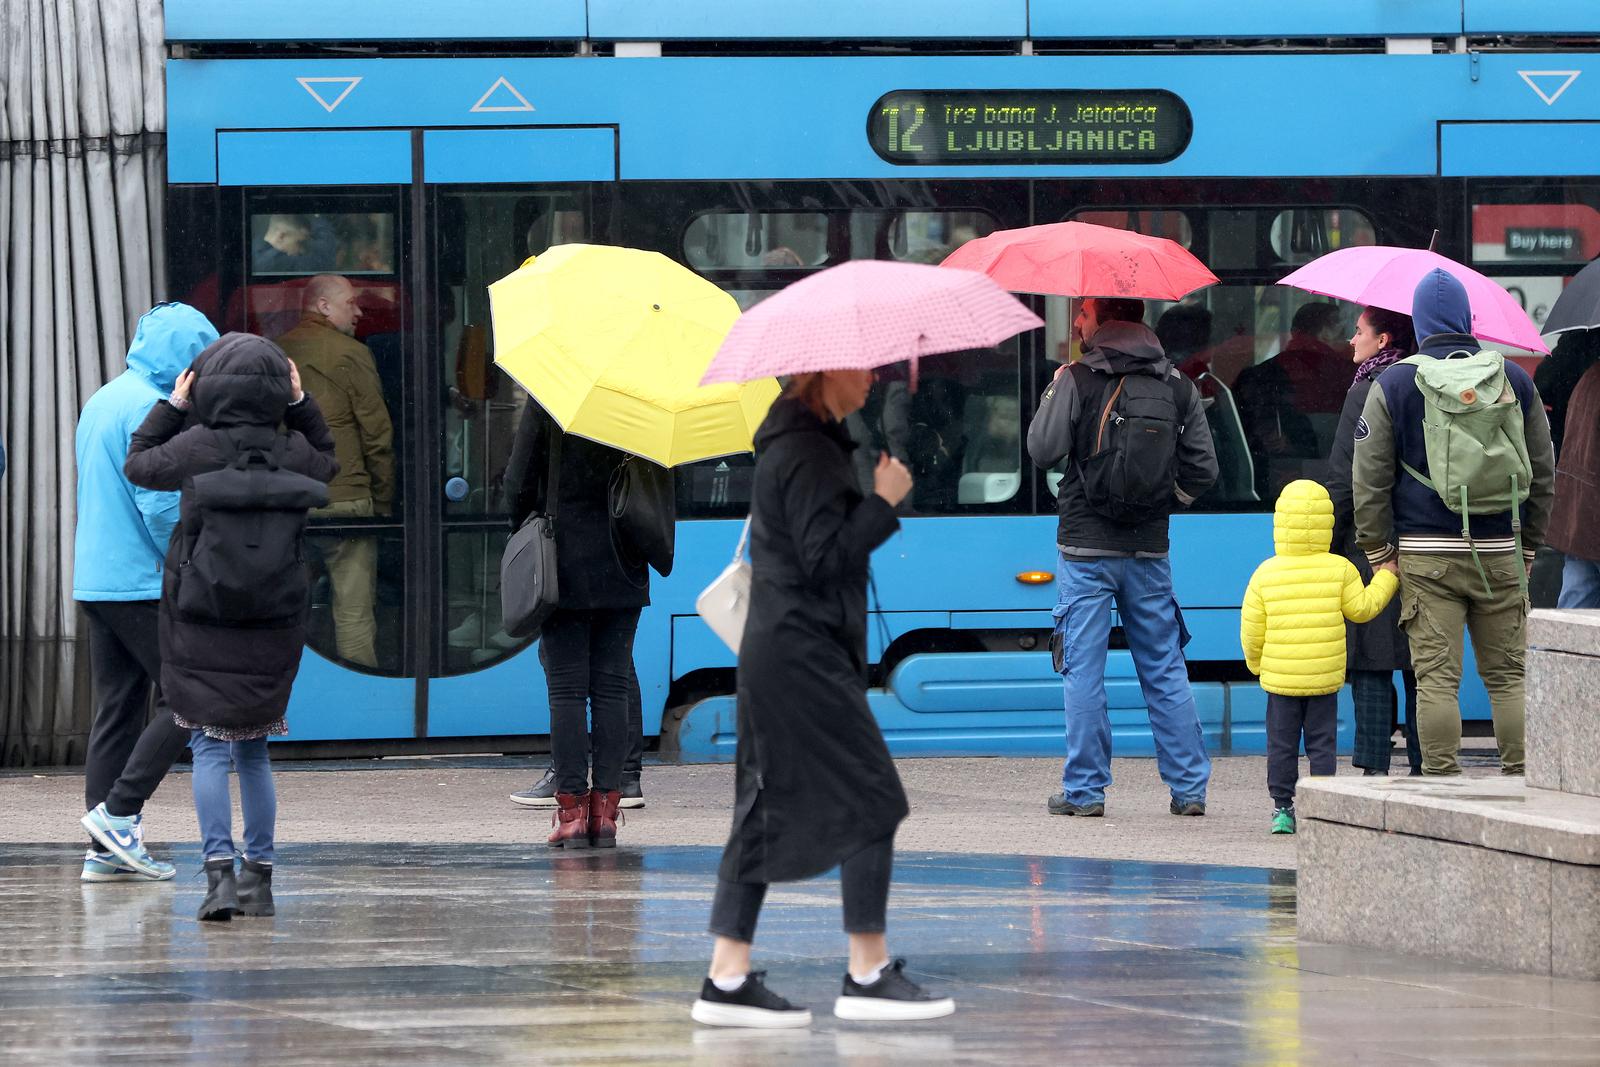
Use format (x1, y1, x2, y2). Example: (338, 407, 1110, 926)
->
(505, 402, 647, 849)
(125, 332, 337, 919)
(1325, 306, 1421, 775)
(690, 371, 954, 1030)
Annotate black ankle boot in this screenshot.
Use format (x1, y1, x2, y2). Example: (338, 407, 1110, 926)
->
(198, 858, 238, 922)
(236, 858, 275, 916)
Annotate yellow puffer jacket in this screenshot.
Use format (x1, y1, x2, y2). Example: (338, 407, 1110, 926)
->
(1241, 480, 1399, 696)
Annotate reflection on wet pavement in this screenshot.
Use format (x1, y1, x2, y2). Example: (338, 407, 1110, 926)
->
(2, 844, 1596, 1065)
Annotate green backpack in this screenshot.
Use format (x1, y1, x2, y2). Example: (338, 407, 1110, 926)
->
(1398, 350, 1532, 595)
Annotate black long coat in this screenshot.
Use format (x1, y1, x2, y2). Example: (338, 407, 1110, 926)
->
(124, 333, 339, 730)
(718, 396, 908, 885)
(1326, 376, 1411, 673)
(504, 404, 648, 611)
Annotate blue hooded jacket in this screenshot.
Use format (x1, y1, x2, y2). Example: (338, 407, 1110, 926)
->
(1371, 269, 1545, 545)
(73, 303, 219, 600)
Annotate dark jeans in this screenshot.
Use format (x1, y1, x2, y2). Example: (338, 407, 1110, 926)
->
(1351, 670, 1421, 774)
(538, 647, 644, 781)
(1267, 692, 1338, 807)
(541, 607, 640, 794)
(709, 834, 895, 944)
(81, 601, 189, 831)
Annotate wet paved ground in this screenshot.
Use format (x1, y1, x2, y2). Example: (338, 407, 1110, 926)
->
(5, 839, 1600, 1065)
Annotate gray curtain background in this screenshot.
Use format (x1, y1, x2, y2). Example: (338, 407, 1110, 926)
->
(1, 0, 167, 766)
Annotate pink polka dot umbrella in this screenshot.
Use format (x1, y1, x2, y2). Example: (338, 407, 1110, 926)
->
(699, 260, 1043, 386)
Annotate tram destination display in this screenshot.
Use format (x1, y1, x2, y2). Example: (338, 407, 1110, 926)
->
(869, 89, 1191, 165)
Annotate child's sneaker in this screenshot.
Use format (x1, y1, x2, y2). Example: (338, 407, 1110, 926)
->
(691, 971, 812, 1028)
(80, 848, 174, 882)
(834, 959, 955, 1021)
(81, 804, 172, 879)
(1271, 807, 1296, 835)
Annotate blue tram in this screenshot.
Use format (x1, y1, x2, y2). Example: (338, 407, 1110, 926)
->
(160, 1, 1600, 758)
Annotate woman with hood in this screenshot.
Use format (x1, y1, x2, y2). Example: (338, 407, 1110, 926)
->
(690, 371, 954, 1030)
(1324, 306, 1422, 776)
(125, 333, 337, 921)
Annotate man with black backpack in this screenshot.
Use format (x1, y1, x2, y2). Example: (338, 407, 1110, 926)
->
(1028, 297, 1219, 818)
(1353, 269, 1555, 777)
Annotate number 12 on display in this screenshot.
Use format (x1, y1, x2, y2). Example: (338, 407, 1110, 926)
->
(879, 106, 926, 153)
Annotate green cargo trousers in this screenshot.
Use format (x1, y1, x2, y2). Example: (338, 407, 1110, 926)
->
(1396, 552, 1526, 776)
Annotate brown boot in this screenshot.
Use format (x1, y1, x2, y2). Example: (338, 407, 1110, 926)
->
(588, 790, 622, 849)
(547, 791, 590, 848)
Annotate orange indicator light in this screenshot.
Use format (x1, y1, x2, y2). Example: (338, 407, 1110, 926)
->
(1015, 570, 1054, 585)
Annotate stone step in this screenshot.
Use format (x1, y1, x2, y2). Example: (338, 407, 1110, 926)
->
(1527, 609, 1600, 799)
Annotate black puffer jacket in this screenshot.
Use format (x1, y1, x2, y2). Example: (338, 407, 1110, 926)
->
(125, 333, 338, 731)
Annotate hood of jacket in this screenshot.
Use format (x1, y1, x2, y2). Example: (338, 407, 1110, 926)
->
(191, 333, 294, 429)
(1080, 321, 1171, 378)
(1412, 268, 1476, 354)
(1272, 479, 1334, 556)
(754, 392, 855, 453)
(126, 303, 218, 394)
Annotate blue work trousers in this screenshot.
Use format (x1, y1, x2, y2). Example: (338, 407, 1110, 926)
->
(1054, 556, 1211, 808)
(190, 732, 276, 864)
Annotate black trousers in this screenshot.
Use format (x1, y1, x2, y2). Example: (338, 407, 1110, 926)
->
(537, 650, 645, 780)
(709, 834, 895, 944)
(81, 601, 189, 826)
(1266, 692, 1338, 807)
(541, 607, 640, 794)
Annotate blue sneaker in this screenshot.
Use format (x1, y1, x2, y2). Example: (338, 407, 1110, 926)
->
(81, 805, 173, 879)
(80, 848, 174, 883)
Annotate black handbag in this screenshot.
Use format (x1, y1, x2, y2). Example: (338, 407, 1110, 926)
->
(609, 455, 676, 577)
(500, 435, 562, 639)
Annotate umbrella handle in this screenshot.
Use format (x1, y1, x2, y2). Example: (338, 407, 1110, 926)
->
(1427, 229, 1439, 253)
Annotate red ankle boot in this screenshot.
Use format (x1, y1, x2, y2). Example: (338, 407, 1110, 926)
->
(548, 791, 590, 848)
(588, 790, 622, 849)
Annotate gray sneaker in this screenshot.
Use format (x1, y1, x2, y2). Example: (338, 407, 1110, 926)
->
(509, 767, 558, 808)
(1047, 793, 1104, 817)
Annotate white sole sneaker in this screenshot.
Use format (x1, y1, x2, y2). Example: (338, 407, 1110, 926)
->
(691, 999, 813, 1029)
(833, 995, 955, 1022)
(618, 795, 645, 810)
(508, 792, 558, 808)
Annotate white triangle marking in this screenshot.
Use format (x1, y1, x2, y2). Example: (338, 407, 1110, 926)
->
(471, 76, 535, 113)
(297, 76, 362, 113)
(1517, 70, 1581, 107)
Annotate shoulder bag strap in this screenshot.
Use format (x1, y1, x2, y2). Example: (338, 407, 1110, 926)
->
(732, 514, 752, 563)
(544, 431, 563, 522)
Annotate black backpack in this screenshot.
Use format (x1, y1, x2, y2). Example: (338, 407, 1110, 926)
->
(1071, 364, 1185, 525)
(176, 432, 329, 624)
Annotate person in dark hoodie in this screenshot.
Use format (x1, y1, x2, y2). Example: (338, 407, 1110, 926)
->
(692, 371, 954, 1029)
(125, 333, 338, 920)
(1028, 298, 1219, 819)
(1353, 270, 1555, 777)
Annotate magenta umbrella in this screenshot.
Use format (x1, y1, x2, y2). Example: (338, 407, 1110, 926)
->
(1277, 246, 1549, 354)
(700, 259, 1043, 385)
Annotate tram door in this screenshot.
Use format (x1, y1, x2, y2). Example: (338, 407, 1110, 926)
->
(418, 128, 620, 740)
(209, 127, 617, 746)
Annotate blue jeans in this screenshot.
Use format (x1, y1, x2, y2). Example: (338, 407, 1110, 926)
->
(1558, 556, 1600, 609)
(1054, 556, 1211, 807)
(189, 732, 276, 864)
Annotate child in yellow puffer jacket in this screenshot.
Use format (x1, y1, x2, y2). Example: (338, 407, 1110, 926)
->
(1242, 480, 1399, 835)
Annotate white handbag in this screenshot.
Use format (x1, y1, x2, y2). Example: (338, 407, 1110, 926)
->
(696, 517, 752, 654)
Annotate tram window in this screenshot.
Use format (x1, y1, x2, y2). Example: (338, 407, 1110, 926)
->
(1470, 188, 1600, 267)
(1268, 209, 1376, 264)
(248, 211, 396, 277)
(684, 212, 829, 269)
(848, 210, 998, 263)
(1073, 209, 1193, 248)
(304, 528, 407, 676)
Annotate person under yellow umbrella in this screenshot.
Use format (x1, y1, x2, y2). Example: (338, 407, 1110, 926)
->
(489, 245, 778, 847)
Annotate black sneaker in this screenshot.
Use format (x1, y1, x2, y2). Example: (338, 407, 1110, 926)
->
(691, 971, 812, 1028)
(619, 777, 644, 810)
(834, 959, 955, 1021)
(1170, 798, 1206, 816)
(509, 767, 558, 809)
(1047, 793, 1104, 817)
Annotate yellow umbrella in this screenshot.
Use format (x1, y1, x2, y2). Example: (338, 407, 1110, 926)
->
(488, 244, 778, 467)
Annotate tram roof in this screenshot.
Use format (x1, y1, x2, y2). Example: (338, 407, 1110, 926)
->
(166, 1, 1598, 47)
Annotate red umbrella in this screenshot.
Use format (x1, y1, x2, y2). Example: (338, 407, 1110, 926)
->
(941, 220, 1219, 301)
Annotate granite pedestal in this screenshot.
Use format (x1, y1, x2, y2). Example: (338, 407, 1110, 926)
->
(1298, 609, 1600, 981)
